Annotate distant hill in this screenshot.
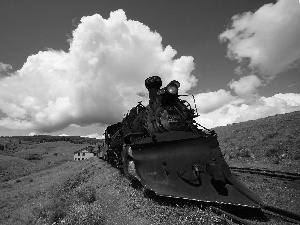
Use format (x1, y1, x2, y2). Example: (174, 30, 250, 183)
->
(0, 135, 104, 156)
(214, 111, 300, 170)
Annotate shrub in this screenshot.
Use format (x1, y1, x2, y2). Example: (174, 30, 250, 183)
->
(53, 169, 92, 198)
(26, 154, 42, 160)
(294, 153, 300, 160)
(236, 149, 251, 158)
(34, 185, 99, 224)
(266, 131, 278, 139)
(36, 196, 70, 224)
(273, 157, 280, 164)
(31, 167, 97, 224)
(265, 147, 279, 158)
(295, 137, 300, 149)
(226, 154, 234, 160)
(76, 185, 97, 204)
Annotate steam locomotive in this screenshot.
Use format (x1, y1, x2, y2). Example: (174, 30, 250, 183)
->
(100, 76, 262, 207)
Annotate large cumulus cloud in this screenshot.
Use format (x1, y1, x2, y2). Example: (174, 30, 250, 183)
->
(0, 10, 197, 133)
(219, 0, 300, 77)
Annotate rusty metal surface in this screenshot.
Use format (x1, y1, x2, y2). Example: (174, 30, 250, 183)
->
(131, 135, 262, 207)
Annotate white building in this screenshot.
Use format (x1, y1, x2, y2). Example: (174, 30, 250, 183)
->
(74, 146, 98, 161)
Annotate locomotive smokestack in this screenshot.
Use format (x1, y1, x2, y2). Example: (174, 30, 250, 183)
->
(145, 76, 162, 104)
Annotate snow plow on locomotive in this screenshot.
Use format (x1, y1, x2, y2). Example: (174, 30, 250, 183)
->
(100, 76, 262, 208)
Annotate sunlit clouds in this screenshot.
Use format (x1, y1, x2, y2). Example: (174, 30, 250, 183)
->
(0, 9, 196, 133)
(219, 0, 300, 77)
(208, 0, 300, 129)
(195, 0, 300, 129)
(195, 93, 300, 129)
(193, 90, 235, 114)
(229, 75, 262, 101)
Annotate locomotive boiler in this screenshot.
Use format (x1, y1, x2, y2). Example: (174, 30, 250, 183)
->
(101, 76, 262, 207)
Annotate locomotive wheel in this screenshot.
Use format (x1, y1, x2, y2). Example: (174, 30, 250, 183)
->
(122, 146, 138, 181)
(107, 150, 115, 166)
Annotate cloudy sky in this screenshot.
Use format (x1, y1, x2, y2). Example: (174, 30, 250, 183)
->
(0, 0, 299, 137)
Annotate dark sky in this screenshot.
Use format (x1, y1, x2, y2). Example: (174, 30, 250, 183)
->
(2, 0, 289, 94)
(0, 0, 299, 136)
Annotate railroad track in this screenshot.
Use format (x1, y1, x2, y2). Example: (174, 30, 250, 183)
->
(210, 204, 300, 224)
(230, 166, 300, 180)
(262, 204, 300, 224)
(209, 206, 254, 225)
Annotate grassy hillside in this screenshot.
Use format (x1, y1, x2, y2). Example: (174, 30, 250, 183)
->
(1, 112, 299, 224)
(214, 111, 300, 172)
(0, 157, 227, 225)
(0, 135, 101, 156)
(0, 136, 230, 225)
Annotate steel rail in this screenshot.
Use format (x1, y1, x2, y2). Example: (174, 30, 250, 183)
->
(230, 166, 300, 180)
(211, 204, 300, 225)
(261, 204, 300, 224)
(209, 206, 254, 225)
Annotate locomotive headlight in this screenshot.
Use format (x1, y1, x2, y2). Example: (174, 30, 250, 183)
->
(166, 80, 180, 95)
(167, 85, 178, 94)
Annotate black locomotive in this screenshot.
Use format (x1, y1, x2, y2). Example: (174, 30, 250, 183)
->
(100, 76, 262, 207)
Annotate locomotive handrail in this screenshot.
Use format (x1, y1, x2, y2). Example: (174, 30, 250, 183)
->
(191, 94, 200, 118)
(173, 105, 198, 132)
(178, 94, 200, 118)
